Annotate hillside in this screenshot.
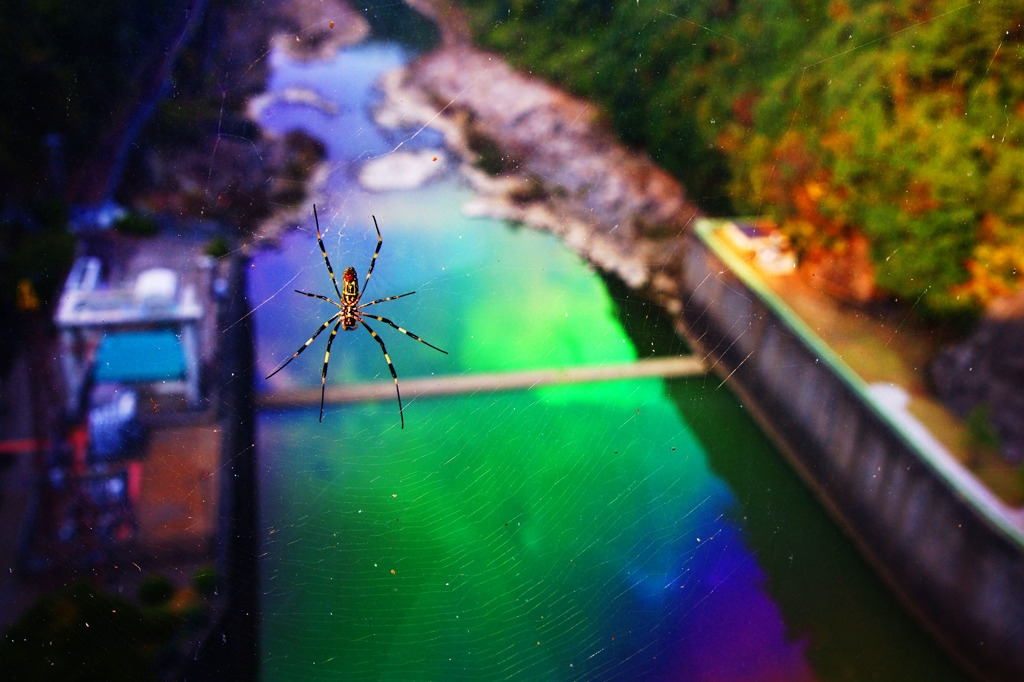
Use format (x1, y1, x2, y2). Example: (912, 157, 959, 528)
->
(463, 0, 1024, 321)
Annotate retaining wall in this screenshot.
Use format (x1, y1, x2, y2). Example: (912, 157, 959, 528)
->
(680, 219, 1024, 681)
(188, 253, 259, 681)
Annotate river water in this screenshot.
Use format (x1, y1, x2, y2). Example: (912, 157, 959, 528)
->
(249, 37, 966, 682)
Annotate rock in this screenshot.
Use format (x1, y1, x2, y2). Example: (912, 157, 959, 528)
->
(268, 0, 369, 61)
(358, 150, 447, 191)
(247, 86, 342, 119)
(378, 42, 700, 308)
(406, 46, 699, 241)
(931, 316, 1024, 463)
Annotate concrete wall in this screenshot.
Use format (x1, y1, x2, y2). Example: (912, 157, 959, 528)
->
(189, 254, 259, 681)
(680, 220, 1024, 682)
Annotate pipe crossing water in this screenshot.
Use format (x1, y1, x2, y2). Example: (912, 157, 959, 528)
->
(259, 355, 706, 408)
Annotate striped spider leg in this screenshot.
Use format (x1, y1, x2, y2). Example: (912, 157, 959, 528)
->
(265, 206, 447, 426)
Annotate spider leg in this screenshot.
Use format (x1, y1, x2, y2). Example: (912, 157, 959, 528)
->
(359, 319, 404, 429)
(357, 312, 448, 354)
(318, 318, 344, 422)
(294, 289, 343, 308)
(313, 205, 344, 301)
(356, 216, 383, 304)
(265, 311, 342, 379)
(357, 291, 415, 309)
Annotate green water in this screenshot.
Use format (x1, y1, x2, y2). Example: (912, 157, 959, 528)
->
(251, 39, 967, 681)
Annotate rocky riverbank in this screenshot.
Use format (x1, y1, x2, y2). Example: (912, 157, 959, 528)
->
(376, 38, 700, 314)
(932, 288, 1024, 465)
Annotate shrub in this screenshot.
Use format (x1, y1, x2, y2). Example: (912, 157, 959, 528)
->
(191, 565, 218, 598)
(114, 212, 159, 237)
(204, 235, 231, 259)
(138, 573, 175, 607)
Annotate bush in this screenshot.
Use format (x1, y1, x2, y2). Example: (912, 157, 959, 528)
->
(204, 235, 231, 259)
(467, 128, 521, 175)
(0, 205, 75, 311)
(138, 573, 175, 607)
(0, 582, 168, 682)
(965, 404, 1001, 454)
(114, 212, 159, 237)
(191, 565, 218, 598)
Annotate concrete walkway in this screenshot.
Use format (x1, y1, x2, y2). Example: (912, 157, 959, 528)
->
(259, 355, 705, 408)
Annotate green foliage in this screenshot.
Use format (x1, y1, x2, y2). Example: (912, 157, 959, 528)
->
(204, 235, 231, 259)
(0, 582, 177, 682)
(114, 212, 159, 237)
(467, 129, 522, 175)
(137, 574, 175, 607)
(964, 404, 1002, 469)
(1, 573, 217, 681)
(464, 0, 1024, 319)
(0, 206, 75, 311)
(191, 565, 218, 598)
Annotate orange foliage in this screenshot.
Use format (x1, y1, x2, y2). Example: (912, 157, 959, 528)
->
(901, 180, 941, 216)
(827, 1, 851, 21)
(950, 214, 1024, 306)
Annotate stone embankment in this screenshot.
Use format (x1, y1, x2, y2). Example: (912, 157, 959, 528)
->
(378, 41, 700, 312)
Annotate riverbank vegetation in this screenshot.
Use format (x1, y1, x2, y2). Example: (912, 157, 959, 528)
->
(463, 0, 1024, 321)
(0, 569, 217, 681)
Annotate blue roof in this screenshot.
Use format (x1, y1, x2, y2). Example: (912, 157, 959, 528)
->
(94, 330, 186, 383)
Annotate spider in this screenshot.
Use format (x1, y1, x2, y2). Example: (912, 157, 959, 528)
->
(265, 205, 447, 427)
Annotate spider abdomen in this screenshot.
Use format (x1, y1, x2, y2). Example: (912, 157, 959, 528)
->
(342, 303, 359, 330)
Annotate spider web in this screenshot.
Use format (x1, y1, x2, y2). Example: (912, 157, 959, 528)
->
(225, 4, 979, 681)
